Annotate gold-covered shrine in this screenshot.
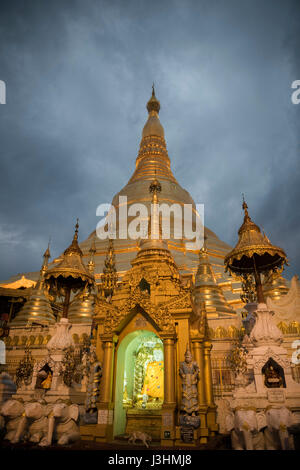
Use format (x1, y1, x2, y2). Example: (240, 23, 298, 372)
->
(1, 87, 299, 447)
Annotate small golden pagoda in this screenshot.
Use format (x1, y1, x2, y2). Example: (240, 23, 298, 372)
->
(263, 273, 290, 301)
(194, 241, 236, 318)
(224, 198, 287, 303)
(11, 246, 55, 325)
(45, 220, 94, 318)
(68, 236, 97, 324)
(68, 290, 95, 324)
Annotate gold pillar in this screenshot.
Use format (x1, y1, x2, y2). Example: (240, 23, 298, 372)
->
(92, 333, 115, 442)
(191, 338, 206, 406)
(203, 340, 214, 407)
(163, 335, 176, 405)
(99, 335, 114, 404)
(191, 336, 209, 444)
(161, 332, 176, 446)
(203, 340, 218, 435)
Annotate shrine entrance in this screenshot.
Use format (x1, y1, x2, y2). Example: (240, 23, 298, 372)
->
(113, 329, 164, 438)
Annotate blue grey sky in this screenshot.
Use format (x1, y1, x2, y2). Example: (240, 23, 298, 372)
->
(0, 0, 299, 280)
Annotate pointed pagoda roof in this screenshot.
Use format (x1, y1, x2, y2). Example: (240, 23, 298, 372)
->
(128, 86, 177, 184)
(11, 245, 56, 325)
(45, 220, 94, 285)
(194, 241, 236, 317)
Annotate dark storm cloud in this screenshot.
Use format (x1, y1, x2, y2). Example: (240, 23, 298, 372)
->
(0, 0, 299, 280)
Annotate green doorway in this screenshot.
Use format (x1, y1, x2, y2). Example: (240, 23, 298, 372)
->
(113, 329, 164, 437)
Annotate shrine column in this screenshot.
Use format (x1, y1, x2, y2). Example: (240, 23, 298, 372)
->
(99, 334, 114, 404)
(203, 340, 218, 434)
(191, 337, 206, 405)
(191, 336, 209, 444)
(161, 332, 176, 446)
(95, 333, 115, 442)
(203, 340, 214, 406)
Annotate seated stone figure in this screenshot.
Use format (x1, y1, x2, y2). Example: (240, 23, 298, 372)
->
(264, 364, 283, 388)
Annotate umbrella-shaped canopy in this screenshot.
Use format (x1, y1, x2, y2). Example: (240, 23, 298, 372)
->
(45, 220, 94, 317)
(224, 200, 287, 303)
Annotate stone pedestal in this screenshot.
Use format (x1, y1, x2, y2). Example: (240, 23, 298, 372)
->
(225, 304, 300, 425)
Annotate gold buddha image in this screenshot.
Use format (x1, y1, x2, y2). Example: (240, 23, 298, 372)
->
(141, 343, 164, 403)
(123, 339, 164, 410)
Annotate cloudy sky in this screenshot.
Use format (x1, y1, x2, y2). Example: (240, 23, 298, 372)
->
(0, 0, 299, 281)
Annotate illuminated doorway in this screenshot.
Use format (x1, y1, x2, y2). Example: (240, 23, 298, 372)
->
(113, 329, 164, 437)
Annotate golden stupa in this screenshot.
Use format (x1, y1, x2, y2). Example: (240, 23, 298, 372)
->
(194, 242, 236, 318)
(78, 86, 234, 295)
(11, 246, 55, 325)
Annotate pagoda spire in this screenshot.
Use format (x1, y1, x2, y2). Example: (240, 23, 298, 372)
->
(101, 238, 118, 298)
(11, 245, 56, 325)
(40, 240, 51, 280)
(88, 234, 96, 274)
(129, 86, 177, 184)
(139, 177, 168, 251)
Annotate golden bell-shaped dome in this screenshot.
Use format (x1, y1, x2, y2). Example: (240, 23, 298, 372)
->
(194, 244, 236, 318)
(11, 246, 55, 325)
(68, 290, 94, 324)
(11, 283, 55, 325)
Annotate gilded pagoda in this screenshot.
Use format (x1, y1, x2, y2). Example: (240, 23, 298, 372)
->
(1, 88, 299, 447)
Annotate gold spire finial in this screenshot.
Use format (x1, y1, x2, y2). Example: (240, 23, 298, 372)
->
(147, 85, 160, 114)
(74, 218, 79, 240)
(43, 238, 51, 264)
(62, 219, 83, 256)
(242, 193, 250, 221)
(88, 234, 96, 273)
(200, 234, 208, 254)
(41, 240, 51, 278)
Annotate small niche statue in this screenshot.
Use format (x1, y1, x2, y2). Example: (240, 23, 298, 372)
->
(264, 363, 284, 388)
(179, 344, 200, 442)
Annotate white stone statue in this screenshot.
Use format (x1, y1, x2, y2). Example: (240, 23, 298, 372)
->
(12, 400, 52, 445)
(264, 406, 295, 450)
(0, 399, 24, 442)
(225, 408, 266, 450)
(46, 400, 80, 446)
